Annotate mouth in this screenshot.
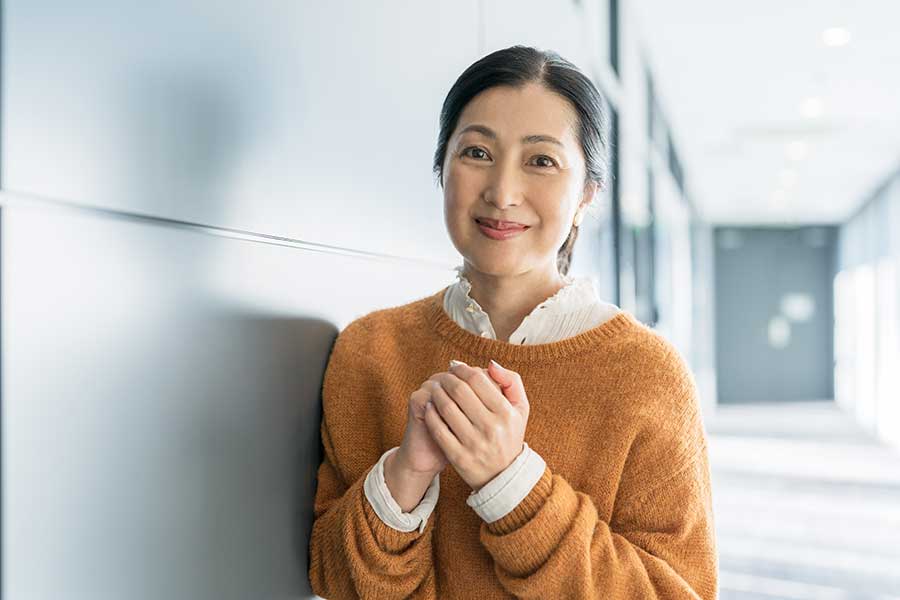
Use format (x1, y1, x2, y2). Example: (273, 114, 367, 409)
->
(474, 218, 530, 241)
(474, 217, 530, 231)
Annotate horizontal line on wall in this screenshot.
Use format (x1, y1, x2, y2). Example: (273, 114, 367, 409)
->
(0, 189, 456, 270)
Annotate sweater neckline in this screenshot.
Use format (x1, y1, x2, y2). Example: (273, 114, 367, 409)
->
(422, 285, 640, 364)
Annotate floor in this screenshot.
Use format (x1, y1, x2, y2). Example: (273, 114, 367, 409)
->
(706, 400, 900, 599)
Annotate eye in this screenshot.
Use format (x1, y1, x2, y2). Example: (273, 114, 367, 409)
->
(462, 146, 490, 160)
(531, 155, 558, 168)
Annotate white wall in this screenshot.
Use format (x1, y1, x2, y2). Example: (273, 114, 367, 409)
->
(836, 174, 900, 450)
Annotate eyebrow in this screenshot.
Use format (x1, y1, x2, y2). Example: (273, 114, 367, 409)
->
(457, 124, 564, 147)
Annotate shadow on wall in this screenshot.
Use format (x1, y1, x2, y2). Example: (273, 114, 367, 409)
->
(8, 282, 336, 597)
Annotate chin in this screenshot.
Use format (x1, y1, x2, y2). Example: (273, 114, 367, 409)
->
(462, 255, 528, 277)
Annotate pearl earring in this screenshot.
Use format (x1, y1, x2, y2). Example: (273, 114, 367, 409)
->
(574, 212, 584, 227)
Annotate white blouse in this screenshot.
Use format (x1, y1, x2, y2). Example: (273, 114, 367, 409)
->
(362, 266, 622, 533)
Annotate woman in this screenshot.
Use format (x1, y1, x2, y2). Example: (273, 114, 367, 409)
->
(308, 45, 718, 599)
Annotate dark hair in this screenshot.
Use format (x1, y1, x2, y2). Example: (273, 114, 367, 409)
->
(432, 45, 610, 276)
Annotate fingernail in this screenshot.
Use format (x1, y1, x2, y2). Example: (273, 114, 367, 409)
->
(449, 359, 467, 369)
(490, 359, 503, 369)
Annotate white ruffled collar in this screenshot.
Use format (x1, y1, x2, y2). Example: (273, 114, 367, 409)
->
(447, 265, 603, 342)
(452, 265, 594, 313)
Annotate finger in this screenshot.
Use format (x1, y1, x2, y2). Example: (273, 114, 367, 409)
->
(410, 388, 430, 420)
(448, 362, 500, 392)
(435, 372, 497, 432)
(486, 360, 529, 413)
(479, 367, 503, 391)
(448, 364, 510, 414)
(423, 398, 462, 462)
(427, 380, 481, 447)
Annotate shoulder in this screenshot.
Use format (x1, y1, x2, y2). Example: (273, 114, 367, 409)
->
(329, 289, 443, 363)
(320, 290, 444, 422)
(613, 318, 699, 420)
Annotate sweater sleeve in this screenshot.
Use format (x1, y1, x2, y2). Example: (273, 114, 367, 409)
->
(364, 446, 440, 533)
(474, 377, 718, 599)
(308, 328, 437, 599)
(465, 441, 546, 523)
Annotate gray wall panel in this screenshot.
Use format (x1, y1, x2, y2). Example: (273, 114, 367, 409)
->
(714, 226, 836, 404)
(3, 0, 479, 262)
(1, 199, 451, 599)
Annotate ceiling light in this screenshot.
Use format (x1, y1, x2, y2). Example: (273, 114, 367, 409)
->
(779, 169, 798, 187)
(786, 141, 808, 161)
(800, 97, 825, 119)
(822, 27, 851, 47)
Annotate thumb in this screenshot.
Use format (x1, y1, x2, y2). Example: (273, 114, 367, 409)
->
(487, 359, 528, 411)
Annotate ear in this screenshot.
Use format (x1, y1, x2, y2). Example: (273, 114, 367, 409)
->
(581, 179, 600, 205)
(575, 180, 599, 224)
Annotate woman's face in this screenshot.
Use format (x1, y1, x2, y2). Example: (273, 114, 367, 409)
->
(442, 82, 595, 278)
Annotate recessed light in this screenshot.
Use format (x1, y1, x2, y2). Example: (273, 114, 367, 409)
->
(786, 141, 808, 161)
(822, 27, 851, 47)
(800, 97, 825, 119)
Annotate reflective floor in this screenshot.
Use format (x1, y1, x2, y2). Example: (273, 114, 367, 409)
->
(707, 401, 900, 600)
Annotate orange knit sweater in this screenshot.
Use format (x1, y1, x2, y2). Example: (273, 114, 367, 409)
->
(308, 286, 718, 599)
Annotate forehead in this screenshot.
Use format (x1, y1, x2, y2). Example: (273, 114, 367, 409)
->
(455, 83, 579, 146)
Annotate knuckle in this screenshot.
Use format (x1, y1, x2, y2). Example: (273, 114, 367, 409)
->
(445, 377, 466, 396)
(428, 381, 444, 405)
(467, 371, 486, 387)
(425, 385, 440, 406)
(458, 367, 478, 382)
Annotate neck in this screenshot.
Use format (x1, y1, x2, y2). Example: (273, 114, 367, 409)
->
(461, 260, 568, 342)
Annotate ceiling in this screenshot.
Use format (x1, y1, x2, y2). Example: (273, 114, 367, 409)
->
(633, 0, 900, 226)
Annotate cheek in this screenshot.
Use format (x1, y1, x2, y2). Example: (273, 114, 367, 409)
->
(445, 161, 479, 193)
(442, 178, 464, 221)
(528, 184, 569, 222)
(442, 175, 472, 243)
(443, 167, 479, 217)
(530, 195, 578, 245)
(533, 176, 575, 199)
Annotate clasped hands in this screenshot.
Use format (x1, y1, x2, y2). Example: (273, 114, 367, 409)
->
(423, 359, 531, 492)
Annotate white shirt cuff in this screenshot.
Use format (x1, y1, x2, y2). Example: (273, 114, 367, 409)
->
(465, 442, 546, 523)
(363, 446, 440, 534)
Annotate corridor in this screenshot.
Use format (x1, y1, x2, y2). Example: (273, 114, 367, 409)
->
(708, 401, 900, 599)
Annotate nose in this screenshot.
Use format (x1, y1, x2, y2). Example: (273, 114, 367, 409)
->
(482, 156, 523, 210)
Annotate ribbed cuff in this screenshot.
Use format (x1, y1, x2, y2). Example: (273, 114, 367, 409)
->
(484, 465, 552, 535)
(363, 447, 440, 534)
(466, 442, 546, 523)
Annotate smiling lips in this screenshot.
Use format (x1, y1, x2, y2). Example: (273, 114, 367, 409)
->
(475, 217, 529, 231)
(475, 217, 530, 240)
